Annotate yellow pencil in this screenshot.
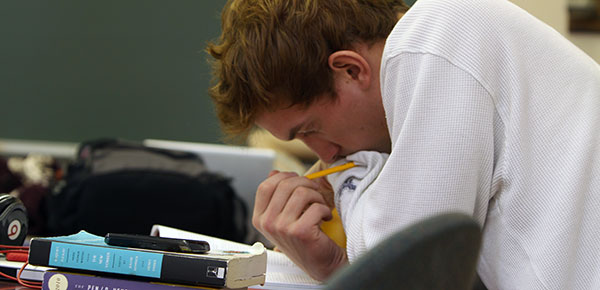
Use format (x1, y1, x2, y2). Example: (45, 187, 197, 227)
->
(305, 162, 356, 180)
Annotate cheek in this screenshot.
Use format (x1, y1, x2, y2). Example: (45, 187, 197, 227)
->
(317, 100, 376, 147)
(320, 111, 357, 141)
(334, 116, 382, 151)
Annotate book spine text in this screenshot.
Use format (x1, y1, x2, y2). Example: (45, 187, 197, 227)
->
(46, 242, 163, 278)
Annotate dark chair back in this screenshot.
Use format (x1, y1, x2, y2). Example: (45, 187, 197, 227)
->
(324, 213, 482, 290)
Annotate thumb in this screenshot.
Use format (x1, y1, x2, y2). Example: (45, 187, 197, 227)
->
(305, 160, 335, 208)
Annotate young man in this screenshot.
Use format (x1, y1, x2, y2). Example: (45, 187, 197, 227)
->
(207, 0, 600, 289)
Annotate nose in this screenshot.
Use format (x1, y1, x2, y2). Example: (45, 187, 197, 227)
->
(301, 137, 340, 163)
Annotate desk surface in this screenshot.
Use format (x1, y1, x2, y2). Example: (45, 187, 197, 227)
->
(0, 281, 30, 290)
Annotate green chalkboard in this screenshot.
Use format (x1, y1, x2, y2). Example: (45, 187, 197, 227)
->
(0, 1, 227, 144)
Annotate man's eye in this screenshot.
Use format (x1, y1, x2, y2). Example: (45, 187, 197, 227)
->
(299, 130, 317, 137)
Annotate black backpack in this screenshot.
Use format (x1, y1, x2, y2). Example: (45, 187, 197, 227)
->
(46, 138, 248, 242)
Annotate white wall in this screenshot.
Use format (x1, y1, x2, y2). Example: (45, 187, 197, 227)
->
(510, 0, 600, 62)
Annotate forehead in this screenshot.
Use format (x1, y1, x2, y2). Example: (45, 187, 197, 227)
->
(255, 103, 309, 140)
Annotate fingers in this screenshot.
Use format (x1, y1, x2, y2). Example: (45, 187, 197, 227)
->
(294, 203, 334, 232)
(273, 203, 333, 248)
(268, 170, 280, 178)
(304, 160, 330, 176)
(254, 171, 297, 217)
(270, 203, 333, 245)
(253, 170, 334, 240)
(250, 163, 346, 281)
(277, 187, 328, 225)
(312, 176, 335, 208)
(304, 160, 335, 208)
(253, 172, 320, 224)
(266, 177, 320, 218)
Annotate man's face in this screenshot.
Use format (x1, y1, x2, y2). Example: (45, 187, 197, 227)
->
(256, 88, 390, 164)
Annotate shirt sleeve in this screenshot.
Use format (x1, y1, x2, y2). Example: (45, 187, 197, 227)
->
(345, 52, 497, 260)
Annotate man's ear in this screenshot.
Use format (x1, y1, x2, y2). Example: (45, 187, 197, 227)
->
(328, 50, 372, 89)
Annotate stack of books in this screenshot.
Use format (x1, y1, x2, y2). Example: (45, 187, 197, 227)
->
(27, 230, 268, 290)
(149, 225, 322, 290)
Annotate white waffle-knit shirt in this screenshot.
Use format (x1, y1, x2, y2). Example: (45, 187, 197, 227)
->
(329, 0, 600, 289)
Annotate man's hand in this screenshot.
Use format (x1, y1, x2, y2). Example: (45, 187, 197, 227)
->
(252, 170, 348, 281)
(305, 160, 335, 208)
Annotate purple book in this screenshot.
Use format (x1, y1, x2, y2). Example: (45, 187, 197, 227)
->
(42, 271, 247, 290)
(29, 231, 266, 288)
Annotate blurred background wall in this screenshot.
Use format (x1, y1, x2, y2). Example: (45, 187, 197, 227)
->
(0, 1, 227, 144)
(511, 0, 600, 61)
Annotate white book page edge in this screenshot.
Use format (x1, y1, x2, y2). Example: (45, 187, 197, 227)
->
(150, 225, 321, 287)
